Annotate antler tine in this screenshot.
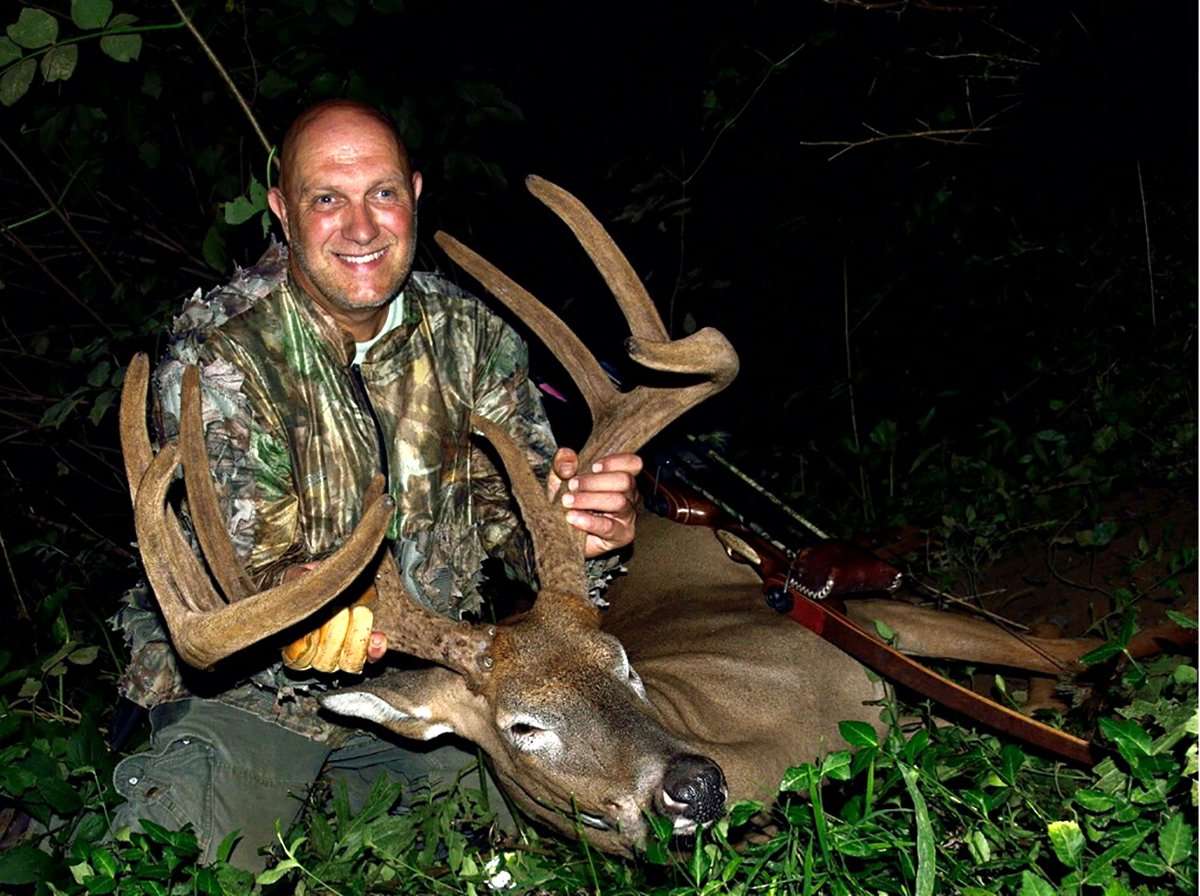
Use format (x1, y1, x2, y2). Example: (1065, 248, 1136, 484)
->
(434, 230, 617, 426)
(470, 414, 588, 600)
(524, 175, 668, 343)
(179, 365, 256, 602)
(119, 352, 154, 511)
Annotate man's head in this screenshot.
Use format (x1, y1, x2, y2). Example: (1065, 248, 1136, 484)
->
(268, 100, 423, 339)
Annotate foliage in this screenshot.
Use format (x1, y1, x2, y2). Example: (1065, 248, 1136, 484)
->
(2, 653, 1194, 893)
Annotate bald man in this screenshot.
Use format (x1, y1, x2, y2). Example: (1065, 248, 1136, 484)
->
(111, 101, 641, 870)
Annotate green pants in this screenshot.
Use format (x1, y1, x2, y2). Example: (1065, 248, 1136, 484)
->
(110, 698, 503, 871)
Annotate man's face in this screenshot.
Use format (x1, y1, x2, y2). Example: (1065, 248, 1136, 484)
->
(268, 109, 423, 321)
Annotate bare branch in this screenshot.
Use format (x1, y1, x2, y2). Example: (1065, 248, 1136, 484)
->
(800, 125, 995, 161)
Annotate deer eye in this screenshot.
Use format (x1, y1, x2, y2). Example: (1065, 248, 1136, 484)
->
(501, 715, 559, 753)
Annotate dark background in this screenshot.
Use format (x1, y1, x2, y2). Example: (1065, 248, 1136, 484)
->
(0, 0, 1195, 644)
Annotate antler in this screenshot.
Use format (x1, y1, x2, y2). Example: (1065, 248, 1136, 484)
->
(434, 176, 740, 601)
(435, 175, 739, 482)
(121, 353, 497, 678)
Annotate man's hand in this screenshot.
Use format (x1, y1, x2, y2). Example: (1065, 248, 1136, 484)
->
(279, 562, 388, 673)
(546, 449, 643, 558)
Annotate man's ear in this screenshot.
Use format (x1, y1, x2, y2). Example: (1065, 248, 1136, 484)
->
(411, 171, 423, 203)
(267, 186, 290, 241)
(321, 667, 483, 742)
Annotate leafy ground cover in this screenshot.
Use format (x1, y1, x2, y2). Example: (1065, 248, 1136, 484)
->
(0, 634, 1195, 893)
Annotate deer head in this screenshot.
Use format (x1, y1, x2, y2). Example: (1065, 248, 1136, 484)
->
(120, 175, 738, 854)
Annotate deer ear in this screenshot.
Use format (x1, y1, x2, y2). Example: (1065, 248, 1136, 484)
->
(321, 668, 484, 742)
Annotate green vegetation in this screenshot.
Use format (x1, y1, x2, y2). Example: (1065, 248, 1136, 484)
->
(0, 1, 1193, 893)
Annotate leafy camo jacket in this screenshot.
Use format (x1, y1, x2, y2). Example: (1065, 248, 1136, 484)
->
(115, 242, 607, 742)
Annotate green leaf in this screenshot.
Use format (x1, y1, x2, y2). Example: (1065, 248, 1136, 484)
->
(0, 57, 35, 106)
(1073, 789, 1117, 813)
(100, 14, 140, 62)
(1018, 871, 1056, 896)
(202, 224, 227, 272)
(1047, 819, 1085, 867)
(839, 720, 879, 748)
(779, 763, 814, 793)
(255, 858, 300, 885)
(40, 43, 78, 82)
(7, 8, 58, 49)
(1099, 717, 1153, 761)
(72, 0, 114, 30)
(0, 845, 56, 885)
(1128, 851, 1168, 877)
(38, 776, 82, 815)
(0, 36, 20, 65)
(223, 195, 260, 225)
(90, 847, 119, 878)
(821, 750, 852, 781)
(1166, 609, 1198, 629)
(258, 69, 297, 99)
(999, 743, 1025, 785)
(1079, 639, 1125, 666)
(1158, 813, 1192, 865)
(67, 645, 99, 665)
(900, 765, 935, 896)
(727, 800, 762, 827)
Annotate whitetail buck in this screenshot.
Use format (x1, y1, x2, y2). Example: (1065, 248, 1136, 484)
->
(120, 176, 1167, 856)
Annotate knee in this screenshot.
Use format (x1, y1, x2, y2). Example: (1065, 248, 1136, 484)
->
(111, 733, 216, 853)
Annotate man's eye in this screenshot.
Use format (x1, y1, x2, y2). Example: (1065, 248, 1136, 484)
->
(313, 195, 335, 206)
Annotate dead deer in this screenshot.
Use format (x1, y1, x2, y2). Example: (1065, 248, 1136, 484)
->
(120, 176, 1175, 857)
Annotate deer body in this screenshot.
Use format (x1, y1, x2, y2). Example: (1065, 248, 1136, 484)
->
(601, 512, 887, 810)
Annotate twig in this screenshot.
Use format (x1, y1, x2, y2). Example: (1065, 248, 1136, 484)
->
(843, 258, 871, 522)
(1135, 161, 1156, 328)
(683, 42, 806, 187)
(166, 0, 275, 161)
(800, 125, 995, 161)
(1, 229, 117, 338)
(0, 524, 30, 622)
(910, 579, 1029, 631)
(0, 137, 117, 287)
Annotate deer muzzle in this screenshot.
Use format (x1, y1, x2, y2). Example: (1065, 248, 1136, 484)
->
(658, 753, 727, 833)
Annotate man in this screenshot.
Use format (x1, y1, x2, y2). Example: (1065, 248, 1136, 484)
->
(111, 100, 641, 870)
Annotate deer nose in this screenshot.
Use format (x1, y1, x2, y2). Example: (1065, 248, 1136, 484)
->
(661, 754, 727, 824)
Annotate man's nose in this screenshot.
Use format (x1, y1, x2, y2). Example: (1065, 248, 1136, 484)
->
(342, 201, 379, 245)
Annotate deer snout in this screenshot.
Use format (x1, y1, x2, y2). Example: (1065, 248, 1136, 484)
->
(659, 754, 727, 829)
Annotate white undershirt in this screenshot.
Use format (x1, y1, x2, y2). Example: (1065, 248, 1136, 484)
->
(353, 293, 404, 365)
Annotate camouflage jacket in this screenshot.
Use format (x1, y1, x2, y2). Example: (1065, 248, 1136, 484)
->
(115, 242, 616, 743)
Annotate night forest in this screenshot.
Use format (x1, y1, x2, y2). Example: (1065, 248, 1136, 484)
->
(0, 1, 1196, 892)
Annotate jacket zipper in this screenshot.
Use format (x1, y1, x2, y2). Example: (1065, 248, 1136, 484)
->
(349, 363, 390, 491)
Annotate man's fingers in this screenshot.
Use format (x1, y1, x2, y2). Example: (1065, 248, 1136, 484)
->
(563, 471, 637, 497)
(562, 491, 633, 514)
(311, 607, 351, 673)
(587, 453, 643, 475)
(366, 631, 387, 662)
(337, 606, 374, 674)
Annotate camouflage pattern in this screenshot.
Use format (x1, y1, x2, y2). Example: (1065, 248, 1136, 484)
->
(115, 242, 616, 743)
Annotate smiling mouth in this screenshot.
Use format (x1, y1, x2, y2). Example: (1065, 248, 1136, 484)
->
(336, 248, 388, 265)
